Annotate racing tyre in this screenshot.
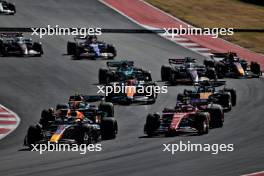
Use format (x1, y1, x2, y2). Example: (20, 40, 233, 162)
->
(218, 92, 232, 112)
(250, 62, 261, 76)
(0, 41, 8, 57)
(98, 68, 109, 84)
(161, 65, 172, 81)
(215, 63, 226, 79)
(195, 112, 209, 135)
(204, 59, 215, 68)
(33, 42, 43, 56)
(73, 47, 82, 60)
(107, 45, 116, 59)
(224, 88, 237, 106)
(101, 118, 117, 140)
(25, 125, 42, 148)
(8, 3, 16, 15)
(147, 92, 157, 104)
(206, 67, 217, 80)
(207, 104, 224, 128)
(145, 113, 160, 136)
(67, 42, 77, 55)
(99, 102, 114, 117)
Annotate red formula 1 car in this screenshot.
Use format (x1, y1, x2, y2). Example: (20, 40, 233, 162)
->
(144, 102, 224, 137)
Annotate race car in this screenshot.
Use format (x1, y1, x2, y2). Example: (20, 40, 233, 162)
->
(0, 33, 43, 57)
(144, 102, 224, 137)
(105, 79, 158, 105)
(24, 95, 118, 148)
(204, 52, 262, 78)
(98, 60, 152, 84)
(161, 58, 217, 85)
(67, 35, 116, 60)
(0, 1, 16, 15)
(177, 80, 236, 112)
(24, 115, 102, 148)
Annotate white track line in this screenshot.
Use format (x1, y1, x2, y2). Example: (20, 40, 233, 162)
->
(241, 170, 264, 176)
(99, 0, 212, 58)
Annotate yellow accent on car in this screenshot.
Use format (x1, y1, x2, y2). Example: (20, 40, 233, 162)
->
(199, 92, 212, 99)
(50, 133, 62, 143)
(126, 86, 136, 98)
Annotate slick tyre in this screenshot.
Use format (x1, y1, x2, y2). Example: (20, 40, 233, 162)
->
(224, 88, 237, 106)
(67, 42, 77, 55)
(161, 65, 172, 81)
(207, 104, 224, 128)
(98, 68, 109, 84)
(107, 45, 116, 59)
(195, 112, 209, 135)
(99, 102, 114, 117)
(145, 113, 160, 136)
(206, 67, 217, 80)
(33, 42, 44, 56)
(250, 62, 261, 76)
(101, 118, 117, 140)
(25, 125, 42, 148)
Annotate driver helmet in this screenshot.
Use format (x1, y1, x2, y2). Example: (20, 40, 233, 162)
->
(122, 62, 129, 69)
(127, 79, 136, 86)
(88, 35, 97, 43)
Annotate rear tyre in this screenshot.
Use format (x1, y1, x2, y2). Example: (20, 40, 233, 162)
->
(67, 42, 77, 55)
(0, 41, 8, 57)
(204, 59, 215, 68)
(98, 68, 109, 84)
(101, 118, 117, 140)
(144, 113, 160, 136)
(250, 62, 261, 76)
(8, 3, 16, 14)
(99, 102, 114, 117)
(25, 125, 42, 148)
(207, 104, 224, 128)
(205, 67, 217, 80)
(224, 88, 237, 106)
(33, 42, 43, 56)
(195, 112, 209, 135)
(161, 65, 172, 81)
(107, 45, 116, 59)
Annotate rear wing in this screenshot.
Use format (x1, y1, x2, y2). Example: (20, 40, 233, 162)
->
(69, 95, 104, 102)
(169, 57, 196, 65)
(197, 80, 226, 88)
(211, 52, 239, 60)
(212, 52, 237, 57)
(106, 60, 134, 67)
(0, 32, 23, 38)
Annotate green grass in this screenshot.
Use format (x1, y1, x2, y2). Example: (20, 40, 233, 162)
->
(145, 0, 264, 53)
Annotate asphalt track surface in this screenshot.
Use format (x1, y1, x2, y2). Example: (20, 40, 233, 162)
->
(0, 0, 263, 176)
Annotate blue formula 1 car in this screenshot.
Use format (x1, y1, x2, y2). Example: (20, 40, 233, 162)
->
(67, 35, 116, 60)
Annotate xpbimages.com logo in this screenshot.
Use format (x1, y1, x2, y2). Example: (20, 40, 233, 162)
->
(162, 141, 234, 155)
(31, 142, 102, 154)
(163, 25, 234, 38)
(31, 25, 102, 38)
(97, 84, 168, 96)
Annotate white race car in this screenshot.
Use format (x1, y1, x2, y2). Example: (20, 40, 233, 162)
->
(0, 1, 16, 15)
